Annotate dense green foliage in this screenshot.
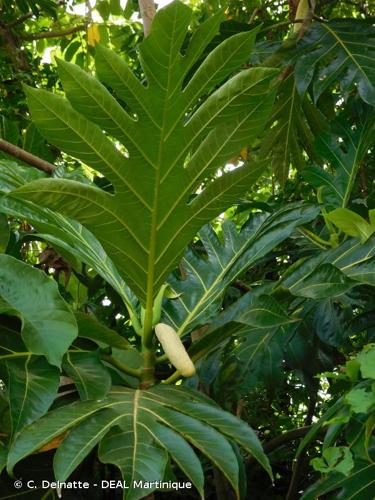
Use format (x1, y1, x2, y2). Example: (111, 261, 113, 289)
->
(0, 0, 374, 499)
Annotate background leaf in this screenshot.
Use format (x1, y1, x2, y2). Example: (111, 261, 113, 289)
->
(284, 263, 356, 299)
(295, 20, 375, 105)
(163, 203, 318, 336)
(260, 72, 326, 185)
(0, 255, 77, 367)
(301, 461, 375, 499)
(303, 115, 374, 209)
(62, 351, 112, 400)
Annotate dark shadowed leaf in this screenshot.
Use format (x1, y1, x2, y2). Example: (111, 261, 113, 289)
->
(0, 255, 77, 367)
(259, 72, 326, 185)
(301, 461, 375, 499)
(295, 20, 375, 105)
(75, 312, 132, 350)
(0, 443, 6, 474)
(303, 115, 374, 209)
(62, 351, 112, 400)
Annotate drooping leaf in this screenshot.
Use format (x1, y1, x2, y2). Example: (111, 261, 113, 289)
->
(150, 422, 205, 498)
(10, 1, 278, 304)
(0, 254, 77, 367)
(0, 161, 138, 318)
(153, 385, 271, 478)
(259, 72, 326, 185)
(295, 20, 375, 105)
(75, 312, 133, 350)
(62, 351, 112, 400)
(6, 356, 59, 438)
(163, 203, 319, 336)
(99, 423, 168, 500)
(326, 208, 375, 243)
(141, 404, 240, 496)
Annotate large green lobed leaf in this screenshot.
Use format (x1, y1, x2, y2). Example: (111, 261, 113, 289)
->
(163, 203, 318, 336)
(7, 385, 271, 500)
(9, 1, 278, 304)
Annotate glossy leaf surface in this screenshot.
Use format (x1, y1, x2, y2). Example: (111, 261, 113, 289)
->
(0, 255, 77, 367)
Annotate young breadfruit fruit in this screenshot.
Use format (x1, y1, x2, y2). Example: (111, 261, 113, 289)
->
(155, 323, 196, 377)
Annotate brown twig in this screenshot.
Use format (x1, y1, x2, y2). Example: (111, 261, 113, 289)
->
(286, 392, 317, 500)
(0, 139, 55, 174)
(20, 23, 86, 41)
(233, 279, 251, 293)
(249, 8, 260, 25)
(0, 21, 30, 70)
(264, 425, 313, 454)
(7, 12, 34, 27)
(246, 425, 314, 469)
(359, 161, 368, 198)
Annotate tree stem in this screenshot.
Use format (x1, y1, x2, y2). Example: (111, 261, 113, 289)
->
(140, 347, 155, 389)
(21, 24, 86, 41)
(0, 139, 55, 174)
(138, 0, 156, 37)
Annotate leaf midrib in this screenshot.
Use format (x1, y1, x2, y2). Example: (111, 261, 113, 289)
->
(146, 8, 180, 306)
(11, 355, 31, 436)
(175, 222, 267, 336)
(323, 23, 373, 86)
(62, 63, 160, 173)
